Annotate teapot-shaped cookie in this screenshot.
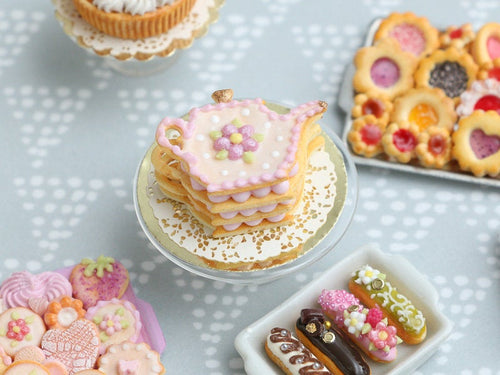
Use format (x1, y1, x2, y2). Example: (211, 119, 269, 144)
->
(155, 89, 327, 194)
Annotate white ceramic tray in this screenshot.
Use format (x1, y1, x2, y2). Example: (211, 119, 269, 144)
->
(234, 244, 453, 374)
(338, 19, 500, 188)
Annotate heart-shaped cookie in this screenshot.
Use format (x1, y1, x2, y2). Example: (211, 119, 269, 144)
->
(452, 110, 500, 177)
(69, 256, 129, 309)
(41, 319, 99, 375)
(0, 271, 72, 314)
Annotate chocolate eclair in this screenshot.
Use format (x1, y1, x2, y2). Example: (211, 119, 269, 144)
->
(295, 309, 370, 375)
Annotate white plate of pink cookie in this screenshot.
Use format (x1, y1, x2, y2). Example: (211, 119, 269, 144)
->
(234, 244, 453, 375)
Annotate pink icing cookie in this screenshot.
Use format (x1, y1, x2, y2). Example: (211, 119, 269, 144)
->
(98, 342, 165, 375)
(69, 256, 129, 309)
(4, 360, 50, 375)
(0, 307, 47, 356)
(43, 360, 69, 375)
(85, 298, 142, 354)
(41, 319, 100, 375)
(318, 289, 401, 363)
(0, 271, 72, 315)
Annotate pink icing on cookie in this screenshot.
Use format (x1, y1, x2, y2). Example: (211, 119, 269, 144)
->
(0, 271, 72, 314)
(370, 58, 400, 88)
(487, 36, 500, 59)
(470, 128, 500, 159)
(389, 23, 426, 56)
(156, 99, 326, 193)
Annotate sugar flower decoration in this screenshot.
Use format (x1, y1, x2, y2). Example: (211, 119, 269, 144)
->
(354, 265, 385, 286)
(343, 310, 367, 336)
(367, 321, 400, 352)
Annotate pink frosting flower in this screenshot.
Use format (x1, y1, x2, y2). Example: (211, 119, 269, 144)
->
(7, 318, 30, 341)
(368, 321, 398, 350)
(99, 313, 123, 336)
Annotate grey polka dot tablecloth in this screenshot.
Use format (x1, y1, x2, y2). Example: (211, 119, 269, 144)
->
(1, 0, 499, 374)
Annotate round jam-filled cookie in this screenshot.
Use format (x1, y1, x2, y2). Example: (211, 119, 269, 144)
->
(452, 110, 500, 177)
(41, 319, 100, 375)
(416, 126, 452, 169)
(439, 23, 475, 50)
(0, 307, 46, 356)
(391, 87, 457, 131)
(44, 296, 86, 330)
(374, 12, 439, 58)
(85, 298, 141, 354)
(477, 57, 500, 81)
(69, 256, 129, 309)
(98, 342, 165, 375)
(265, 327, 331, 375)
(4, 360, 50, 375)
(349, 265, 426, 345)
(471, 22, 500, 66)
(382, 121, 420, 163)
(457, 79, 500, 118)
(414, 47, 478, 103)
(353, 38, 418, 99)
(348, 115, 387, 158)
(0, 271, 72, 315)
(351, 92, 393, 125)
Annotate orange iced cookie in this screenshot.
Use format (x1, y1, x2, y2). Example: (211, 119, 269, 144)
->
(374, 12, 439, 58)
(0, 307, 46, 356)
(391, 87, 457, 131)
(440, 23, 475, 50)
(416, 126, 452, 169)
(471, 22, 500, 66)
(73, 0, 196, 40)
(452, 110, 500, 177)
(415, 47, 478, 103)
(351, 91, 393, 125)
(348, 115, 387, 157)
(353, 39, 418, 99)
(98, 342, 165, 375)
(44, 296, 86, 330)
(382, 122, 420, 163)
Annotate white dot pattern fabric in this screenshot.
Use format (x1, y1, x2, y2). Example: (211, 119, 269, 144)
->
(0, 1, 499, 374)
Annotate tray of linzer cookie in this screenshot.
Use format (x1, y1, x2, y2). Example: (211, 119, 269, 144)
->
(235, 244, 453, 375)
(338, 12, 500, 188)
(0, 255, 165, 374)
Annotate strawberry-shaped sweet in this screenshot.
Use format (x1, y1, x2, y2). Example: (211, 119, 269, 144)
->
(69, 256, 129, 309)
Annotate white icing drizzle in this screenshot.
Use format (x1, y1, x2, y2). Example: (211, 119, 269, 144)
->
(92, 0, 174, 15)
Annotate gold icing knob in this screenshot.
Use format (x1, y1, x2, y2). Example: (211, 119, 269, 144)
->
(371, 278, 385, 290)
(322, 331, 335, 344)
(347, 304, 359, 312)
(306, 322, 317, 334)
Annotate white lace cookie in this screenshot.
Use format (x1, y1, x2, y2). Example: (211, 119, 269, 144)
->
(98, 342, 165, 375)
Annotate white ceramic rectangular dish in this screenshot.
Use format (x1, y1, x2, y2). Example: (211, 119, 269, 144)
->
(234, 244, 453, 375)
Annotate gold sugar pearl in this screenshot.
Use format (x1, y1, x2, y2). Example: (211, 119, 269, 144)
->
(371, 278, 385, 290)
(322, 331, 335, 344)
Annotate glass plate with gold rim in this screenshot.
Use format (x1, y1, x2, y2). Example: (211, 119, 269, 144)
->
(133, 102, 358, 284)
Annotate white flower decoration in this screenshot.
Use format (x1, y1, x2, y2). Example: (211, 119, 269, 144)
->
(355, 265, 382, 285)
(344, 310, 366, 336)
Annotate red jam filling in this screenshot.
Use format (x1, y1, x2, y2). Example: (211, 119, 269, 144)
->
(488, 67, 500, 81)
(393, 129, 417, 152)
(449, 28, 463, 39)
(470, 128, 500, 159)
(370, 58, 400, 88)
(473, 94, 500, 114)
(362, 99, 384, 118)
(487, 36, 500, 60)
(360, 124, 382, 145)
(428, 134, 446, 156)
